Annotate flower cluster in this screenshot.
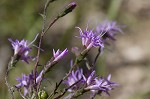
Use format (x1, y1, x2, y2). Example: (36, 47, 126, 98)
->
(64, 68, 118, 97)
(77, 21, 122, 50)
(62, 21, 122, 98)
(85, 74, 118, 96)
(6, 1, 123, 99)
(64, 68, 84, 92)
(15, 70, 43, 96)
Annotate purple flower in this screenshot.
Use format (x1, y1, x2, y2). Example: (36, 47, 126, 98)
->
(85, 74, 118, 95)
(15, 74, 31, 96)
(36, 70, 44, 84)
(16, 74, 30, 89)
(53, 48, 68, 62)
(8, 39, 32, 63)
(76, 27, 104, 50)
(83, 71, 96, 86)
(9, 34, 38, 63)
(15, 70, 44, 96)
(64, 68, 84, 92)
(96, 21, 122, 42)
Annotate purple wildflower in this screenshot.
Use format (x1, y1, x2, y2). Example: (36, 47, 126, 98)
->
(76, 26, 104, 50)
(8, 39, 32, 63)
(53, 48, 68, 62)
(83, 71, 96, 86)
(8, 34, 38, 63)
(16, 74, 29, 89)
(36, 70, 44, 83)
(64, 68, 84, 92)
(85, 74, 118, 96)
(96, 21, 122, 42)
(15, 70, 44, 96)
(15, 74, 31, 96)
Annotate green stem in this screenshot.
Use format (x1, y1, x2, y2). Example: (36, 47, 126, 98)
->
(73, 89, 89, 98)
(5, 55, 19, 99)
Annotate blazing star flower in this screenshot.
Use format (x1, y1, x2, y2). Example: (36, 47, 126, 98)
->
(96, 21, 123, 42)
(64, 68, 85, 92)
(15, 70, 44, 96)
(76, 26, 104, 50)
(85, 74, 118, 96)
(8, 39, 32, 63)
(53, 48, 68, 62)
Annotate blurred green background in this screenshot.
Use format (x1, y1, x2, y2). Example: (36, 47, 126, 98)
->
(0, 0, 150, 99)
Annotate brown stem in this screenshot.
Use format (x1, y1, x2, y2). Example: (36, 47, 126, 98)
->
(34, 17, 59, 85)
(54, 79, 81, 99)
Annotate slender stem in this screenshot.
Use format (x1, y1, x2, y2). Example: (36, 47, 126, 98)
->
(72, 89, 89, 98)
(48, 80, 62, 99)
(91, 47, 101, 70)
(5, 69, 14, 99)
(34, 0, 60, 86)
(34, 17, 59, 85)
(54, 79, 81, 99)
(18, 89, 27, 99)
(5, 56, 19, 99)
(63, 48, 89, 80)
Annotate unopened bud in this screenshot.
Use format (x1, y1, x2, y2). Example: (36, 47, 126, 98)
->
(58, 2, 77, 17)
(38, 90, 48, 99)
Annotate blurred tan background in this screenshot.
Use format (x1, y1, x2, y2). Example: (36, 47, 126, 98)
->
(0, 0, 150, 99)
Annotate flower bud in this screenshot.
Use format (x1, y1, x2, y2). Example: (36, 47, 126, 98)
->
(58, 2, 76, 17)
(38, 90, 48, 99)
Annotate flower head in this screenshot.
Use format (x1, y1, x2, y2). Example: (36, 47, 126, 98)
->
(83, 71, 96, 86)
(16, 74, 30, 89)
(15, 70, 44, 96)
(77, 27, 104, 50)
(53, 48, 68, 62)
(96, 21, 122, 42)
(9, 34, 38, 63)
(8, 39, 32, 63)
(85, 74, 118, 96)
(15, 73, 31, 96)
(64, 68, 85, 92)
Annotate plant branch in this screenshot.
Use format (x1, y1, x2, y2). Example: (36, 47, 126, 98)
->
(91, 47, 101, 70)
(5, 69, 15, 99)
(54, 79, 81, 99)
